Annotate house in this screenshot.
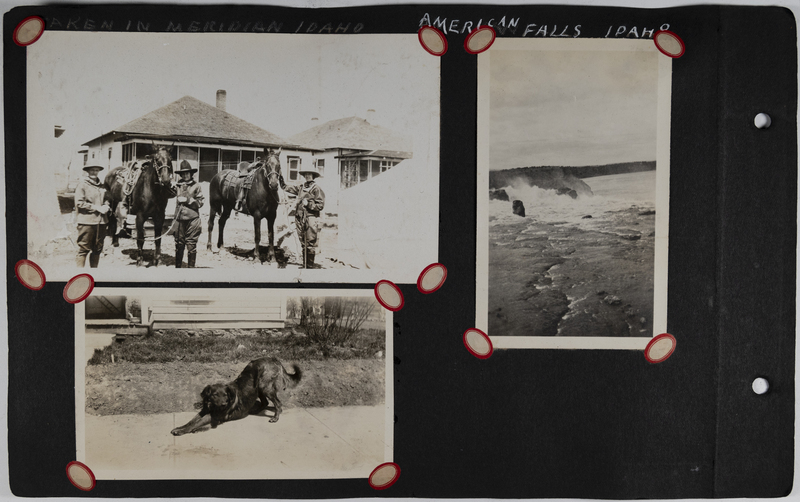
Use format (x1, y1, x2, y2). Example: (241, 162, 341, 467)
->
(289, 112, 413, 210)
(141, 294, 287, 330)
(80, 91, 316, 183)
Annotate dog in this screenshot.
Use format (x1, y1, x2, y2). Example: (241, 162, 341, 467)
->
(170, 357, 302, 436)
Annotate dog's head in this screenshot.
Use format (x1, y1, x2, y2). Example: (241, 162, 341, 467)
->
(201, 383, 235, 411)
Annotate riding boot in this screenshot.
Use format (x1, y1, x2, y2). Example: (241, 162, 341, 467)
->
(175, 246, 185, 268)
(187, 252, 197, 268)
(305, 252, 315, 269)
(89, 253, 101, 268)
(76, 255, 87, 268)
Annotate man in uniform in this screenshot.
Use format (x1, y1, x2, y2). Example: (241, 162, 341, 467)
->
(284, 164, 325, 268)
(75, 164, 111, 268)
(170, 161, 204, 268)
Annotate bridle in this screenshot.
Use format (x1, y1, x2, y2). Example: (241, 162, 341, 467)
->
(261, 152, 281, 186)
(257, 151, 282, 204)
(145, 153, 173, 187)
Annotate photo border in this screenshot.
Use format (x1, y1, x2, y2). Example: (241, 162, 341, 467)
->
(476, 38, 671, 350)
(75, 286, 394, 480)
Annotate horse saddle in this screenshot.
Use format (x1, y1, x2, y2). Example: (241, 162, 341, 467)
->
(122, 163, 142, 197)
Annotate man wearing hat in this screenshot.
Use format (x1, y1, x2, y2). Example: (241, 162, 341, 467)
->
(170, 160, 204, 268)
(75, 164, 111, 268)
(284, 163, 325, 268)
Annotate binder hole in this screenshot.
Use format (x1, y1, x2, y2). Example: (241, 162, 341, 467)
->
(752, 377, 769, 395)
(754, 113, 772, 129)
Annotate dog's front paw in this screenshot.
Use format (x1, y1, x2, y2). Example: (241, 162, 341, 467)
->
(269, 417, 279, 423)
(170, 428, 185, 436)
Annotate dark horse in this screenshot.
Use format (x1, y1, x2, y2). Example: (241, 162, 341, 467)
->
(106, 146, 174, 267)
(207, 148, 281, 263)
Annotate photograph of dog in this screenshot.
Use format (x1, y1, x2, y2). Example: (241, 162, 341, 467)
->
(171, 356, 302, 436)
(80, 288, 390, 479)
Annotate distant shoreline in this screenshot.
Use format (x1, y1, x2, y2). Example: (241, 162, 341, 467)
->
(490, 160, 656, 184)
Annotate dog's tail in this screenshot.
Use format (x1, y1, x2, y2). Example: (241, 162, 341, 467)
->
(284, 363, 303, 388)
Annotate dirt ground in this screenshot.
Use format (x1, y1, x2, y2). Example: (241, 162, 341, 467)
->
(85, 358, 385, 416)
(83, 406, 388, 479)
(35, 187, 364, 270)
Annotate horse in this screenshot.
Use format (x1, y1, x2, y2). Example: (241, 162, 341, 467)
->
(106, 145, 174, 267)
(207, 148, 282, 264)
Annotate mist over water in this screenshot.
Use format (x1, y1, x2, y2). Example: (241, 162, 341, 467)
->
(490, 171, 656, 231)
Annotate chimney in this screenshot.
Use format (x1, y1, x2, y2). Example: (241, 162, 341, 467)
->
(366, 109, 376, 124)
(216, 90, 227, 112)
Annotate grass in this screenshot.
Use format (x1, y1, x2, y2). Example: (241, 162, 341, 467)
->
(87, 327, 386, 366)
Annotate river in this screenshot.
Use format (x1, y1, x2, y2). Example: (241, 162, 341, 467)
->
(488, 170, 658, 338)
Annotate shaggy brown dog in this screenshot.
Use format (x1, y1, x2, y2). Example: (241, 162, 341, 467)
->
(170, 357, 302, 436)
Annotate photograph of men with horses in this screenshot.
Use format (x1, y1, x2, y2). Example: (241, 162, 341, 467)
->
(26, 31, 440, 283)
(476, 39, 671, 350)
(76, 287, 392, 480)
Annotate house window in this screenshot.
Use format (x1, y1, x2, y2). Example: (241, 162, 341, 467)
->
(83, 154, 88, 166)
(340, 159, 357, 189)
(381, 160, 395, 172)
(199, 148, 220, 183)
(316, 159, 324, 177)
(221, 149, 239, 171)
(370, 160, 381, 179)
(108, 147, 113, 160)
(358, 160, 368, 183)
(240, 150, 256, 165)
(287, 157, 300, 181)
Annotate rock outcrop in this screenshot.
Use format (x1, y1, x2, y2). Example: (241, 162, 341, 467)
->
(489, 188, 509, 201)
(490, 166, 593, 198)
(489, 161, 656, 198)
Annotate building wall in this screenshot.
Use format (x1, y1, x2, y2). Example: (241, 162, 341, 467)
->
(140, 295, 287, 330)
(305, 150, 340, 214)
(83, 138, 316, 185)
(84, 138, 124, 173)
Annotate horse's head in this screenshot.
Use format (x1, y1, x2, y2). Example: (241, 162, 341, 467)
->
(262, 148, 282, 191)
(149, 144, 174, 185)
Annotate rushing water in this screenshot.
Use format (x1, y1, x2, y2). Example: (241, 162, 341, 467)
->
(489, 170, 657, 230)
(488, 170, 658, 338)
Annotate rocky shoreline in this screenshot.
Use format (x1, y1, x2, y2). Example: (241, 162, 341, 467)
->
(488, 205, 655, 337)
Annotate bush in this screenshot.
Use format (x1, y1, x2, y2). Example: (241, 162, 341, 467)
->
(299, 297, 376, 358)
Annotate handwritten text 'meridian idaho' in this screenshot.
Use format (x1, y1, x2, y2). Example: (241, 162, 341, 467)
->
(419, 13, 670, 39)
(42, 17, 364, 34)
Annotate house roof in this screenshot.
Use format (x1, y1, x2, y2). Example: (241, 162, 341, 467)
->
(289, 116, 412, 153)
(85, 96, 297, 148)
(339, 149, 413, 160)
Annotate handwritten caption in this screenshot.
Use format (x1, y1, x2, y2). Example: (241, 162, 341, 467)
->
(42, 12, 669, 39)
(419, 13, 670, 39)
(43, 17, 364, 34)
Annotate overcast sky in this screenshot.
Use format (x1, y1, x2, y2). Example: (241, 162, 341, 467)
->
(28, 31, 438, 163)
(489, 48, 659, 169)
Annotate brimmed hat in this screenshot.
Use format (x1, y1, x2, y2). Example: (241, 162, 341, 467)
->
(82, 164, 105, 172)
(299, 164, 322, 179)
(175, 160, 198, 174)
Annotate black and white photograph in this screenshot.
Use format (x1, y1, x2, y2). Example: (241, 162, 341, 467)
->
(76, 288, 392, 479)
(27, 31, 440, 283)
(476, 39, 670, 350)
